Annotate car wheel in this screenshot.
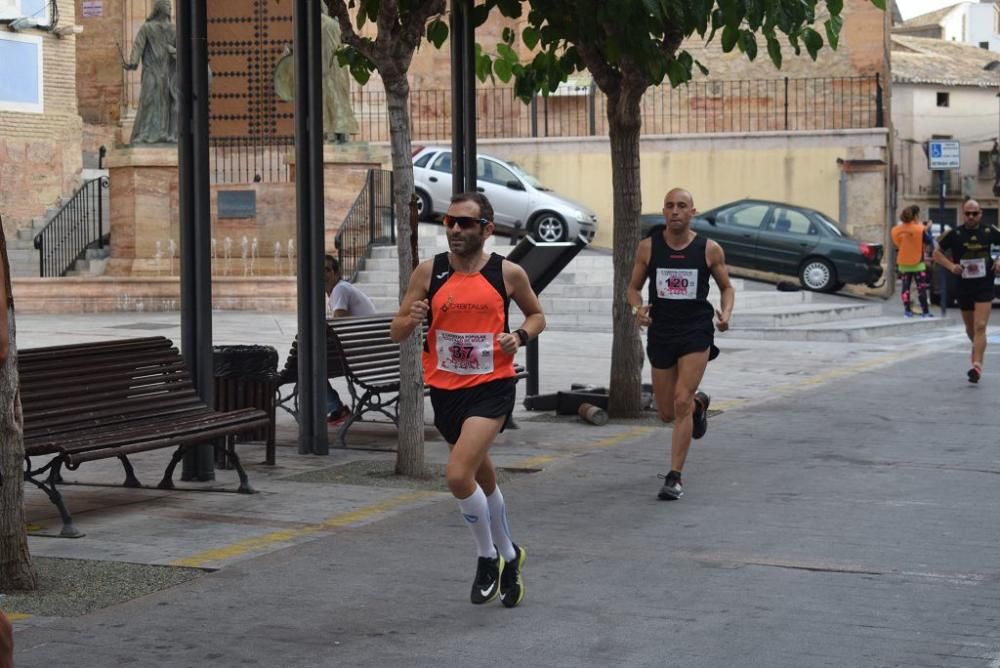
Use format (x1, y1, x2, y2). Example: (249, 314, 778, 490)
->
(531, 212, 567, 243)
(798, 258, 837, 292)
(415, 189, 432, 220)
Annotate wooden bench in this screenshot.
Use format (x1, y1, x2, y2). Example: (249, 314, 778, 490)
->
(19, 336, 271, 538)
(327, 313, 526, 448)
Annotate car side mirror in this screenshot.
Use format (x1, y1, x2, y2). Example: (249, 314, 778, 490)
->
(704, 215, 717, 226)
(506, 180, 525, 191)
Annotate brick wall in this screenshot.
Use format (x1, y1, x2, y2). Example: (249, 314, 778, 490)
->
(0, 0, 84, 234)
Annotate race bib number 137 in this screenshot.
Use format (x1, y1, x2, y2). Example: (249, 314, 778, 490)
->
(656, 268, 698, 300)
(435, 331, 494, 375)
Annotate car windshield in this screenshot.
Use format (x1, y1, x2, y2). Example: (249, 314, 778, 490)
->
(506, 161, 548, 190)
(814, 212, 845, 237)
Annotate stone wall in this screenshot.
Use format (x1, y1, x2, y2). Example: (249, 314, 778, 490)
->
(75, 0, 125, 125)
(104, 144, 387, 276)
(0, 0, 83, 234)
(476, 129, 890, 249)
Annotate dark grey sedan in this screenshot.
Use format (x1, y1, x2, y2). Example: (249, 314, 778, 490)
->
(640, 199, 883, 293)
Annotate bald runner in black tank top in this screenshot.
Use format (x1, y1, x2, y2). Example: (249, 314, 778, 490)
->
(644, 227, 720, 368)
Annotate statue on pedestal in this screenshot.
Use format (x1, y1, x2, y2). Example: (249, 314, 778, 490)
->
(321, 9, 360, 144)
(124, 0, 177, 145)
(273, 6, 360, 144)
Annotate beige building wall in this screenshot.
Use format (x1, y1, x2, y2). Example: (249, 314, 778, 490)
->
(478, 129, 889, 248)
(0, 0, 83, 234)
(893, 84, 999, 221)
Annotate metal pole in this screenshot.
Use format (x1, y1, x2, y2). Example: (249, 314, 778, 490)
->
(178, 0, 215, 481)
(450, 0, 466, 193)
(875, 73, 884, 128)
(783, 77, 789, 130)
(526, 338, 539, 397)
(939, 172, 948, 316)
(462, 0, 476, 193)
(588, 83, 597, 136)
(293, 0, 329, 455)
(530, 94, 538, 138)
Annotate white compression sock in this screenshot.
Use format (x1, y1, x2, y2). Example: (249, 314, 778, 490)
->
(457, 485, 496, 559)
(486, 486, 516, 562)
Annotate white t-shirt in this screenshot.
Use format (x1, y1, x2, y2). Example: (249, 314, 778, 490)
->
(329, 280, 376, 316)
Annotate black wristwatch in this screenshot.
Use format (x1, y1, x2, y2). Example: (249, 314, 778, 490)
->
(514, 328, 530, 347)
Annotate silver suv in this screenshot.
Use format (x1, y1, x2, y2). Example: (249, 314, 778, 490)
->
(412, 147, 598, 243)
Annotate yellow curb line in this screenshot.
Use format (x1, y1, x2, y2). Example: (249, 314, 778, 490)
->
(1, 613, 32, 621)
(170, 489, 440, 569)
(514, 455, 556, 468)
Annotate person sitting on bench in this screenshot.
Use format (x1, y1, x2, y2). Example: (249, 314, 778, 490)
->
(324, 254, 376, 424)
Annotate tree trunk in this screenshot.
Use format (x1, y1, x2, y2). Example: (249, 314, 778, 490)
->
(384, 77, 425, 477)
(605, 86, 645, 418)
(0, 231, 36, 591)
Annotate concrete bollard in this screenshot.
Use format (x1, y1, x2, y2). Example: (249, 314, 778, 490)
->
(578, 402, 608, 426)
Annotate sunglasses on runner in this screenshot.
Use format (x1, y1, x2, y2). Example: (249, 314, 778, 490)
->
(443, 215, 488, 229)
(964, 210, 982, 217)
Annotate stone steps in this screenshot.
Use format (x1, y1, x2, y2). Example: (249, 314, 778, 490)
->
(731, 302, 883, 328)
(732, 313, 953, 342)
(11, 171, 111, 277)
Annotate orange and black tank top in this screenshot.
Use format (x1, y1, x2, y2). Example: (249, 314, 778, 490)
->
(422, 252, 515, 390)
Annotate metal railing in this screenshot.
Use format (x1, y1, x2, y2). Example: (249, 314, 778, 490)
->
(34, 176, 109, 278)
(210, 136, 293, 184)
(335, 169, 395, 282)
(197, 75, 882, 185)
(354, 74, 884, 142)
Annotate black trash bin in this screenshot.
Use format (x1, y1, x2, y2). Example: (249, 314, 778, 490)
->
(213, 345, 279, 465)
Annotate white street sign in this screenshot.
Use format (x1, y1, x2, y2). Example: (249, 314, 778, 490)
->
(928, 140, 960, 170)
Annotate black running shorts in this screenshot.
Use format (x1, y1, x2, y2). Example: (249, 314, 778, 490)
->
(646, 331, 720, 370)
(429, 377, 517, 445)
(957, 278, 995, 311)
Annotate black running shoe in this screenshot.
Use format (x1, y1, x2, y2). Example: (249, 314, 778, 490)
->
(968, 365, 982, 384)
(499, 544, 526, 608)
(657, 471, 683, 500)
(692, 391, 710, 440)
(470, 553, 502, 604)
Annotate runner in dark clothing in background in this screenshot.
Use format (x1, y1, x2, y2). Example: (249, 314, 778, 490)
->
(933, 199, 1000, 383)
(628, 188, 735, 501)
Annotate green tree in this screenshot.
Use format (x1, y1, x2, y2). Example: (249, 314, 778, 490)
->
(327, 0, 447, 476)
(486, 0, 884, 416)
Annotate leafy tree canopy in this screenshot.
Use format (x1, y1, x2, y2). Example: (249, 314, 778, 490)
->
(456, 0, 885, 100)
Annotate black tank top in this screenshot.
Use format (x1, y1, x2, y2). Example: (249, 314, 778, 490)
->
(646, 231, 714, 338)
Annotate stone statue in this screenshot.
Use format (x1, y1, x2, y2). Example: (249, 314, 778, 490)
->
(273, 6, 360, 144)
(124, 0, 177, 145)
(321, 9, 359, 144)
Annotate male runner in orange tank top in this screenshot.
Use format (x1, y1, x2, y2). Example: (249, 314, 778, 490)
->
(391, 192, 545, 608)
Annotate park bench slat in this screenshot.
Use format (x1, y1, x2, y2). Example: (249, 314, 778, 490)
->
(24, 400, 210, 441)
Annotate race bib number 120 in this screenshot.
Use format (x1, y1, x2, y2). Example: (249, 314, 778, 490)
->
(435, 331, 494, 375)
(656, 268, 698, 300)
